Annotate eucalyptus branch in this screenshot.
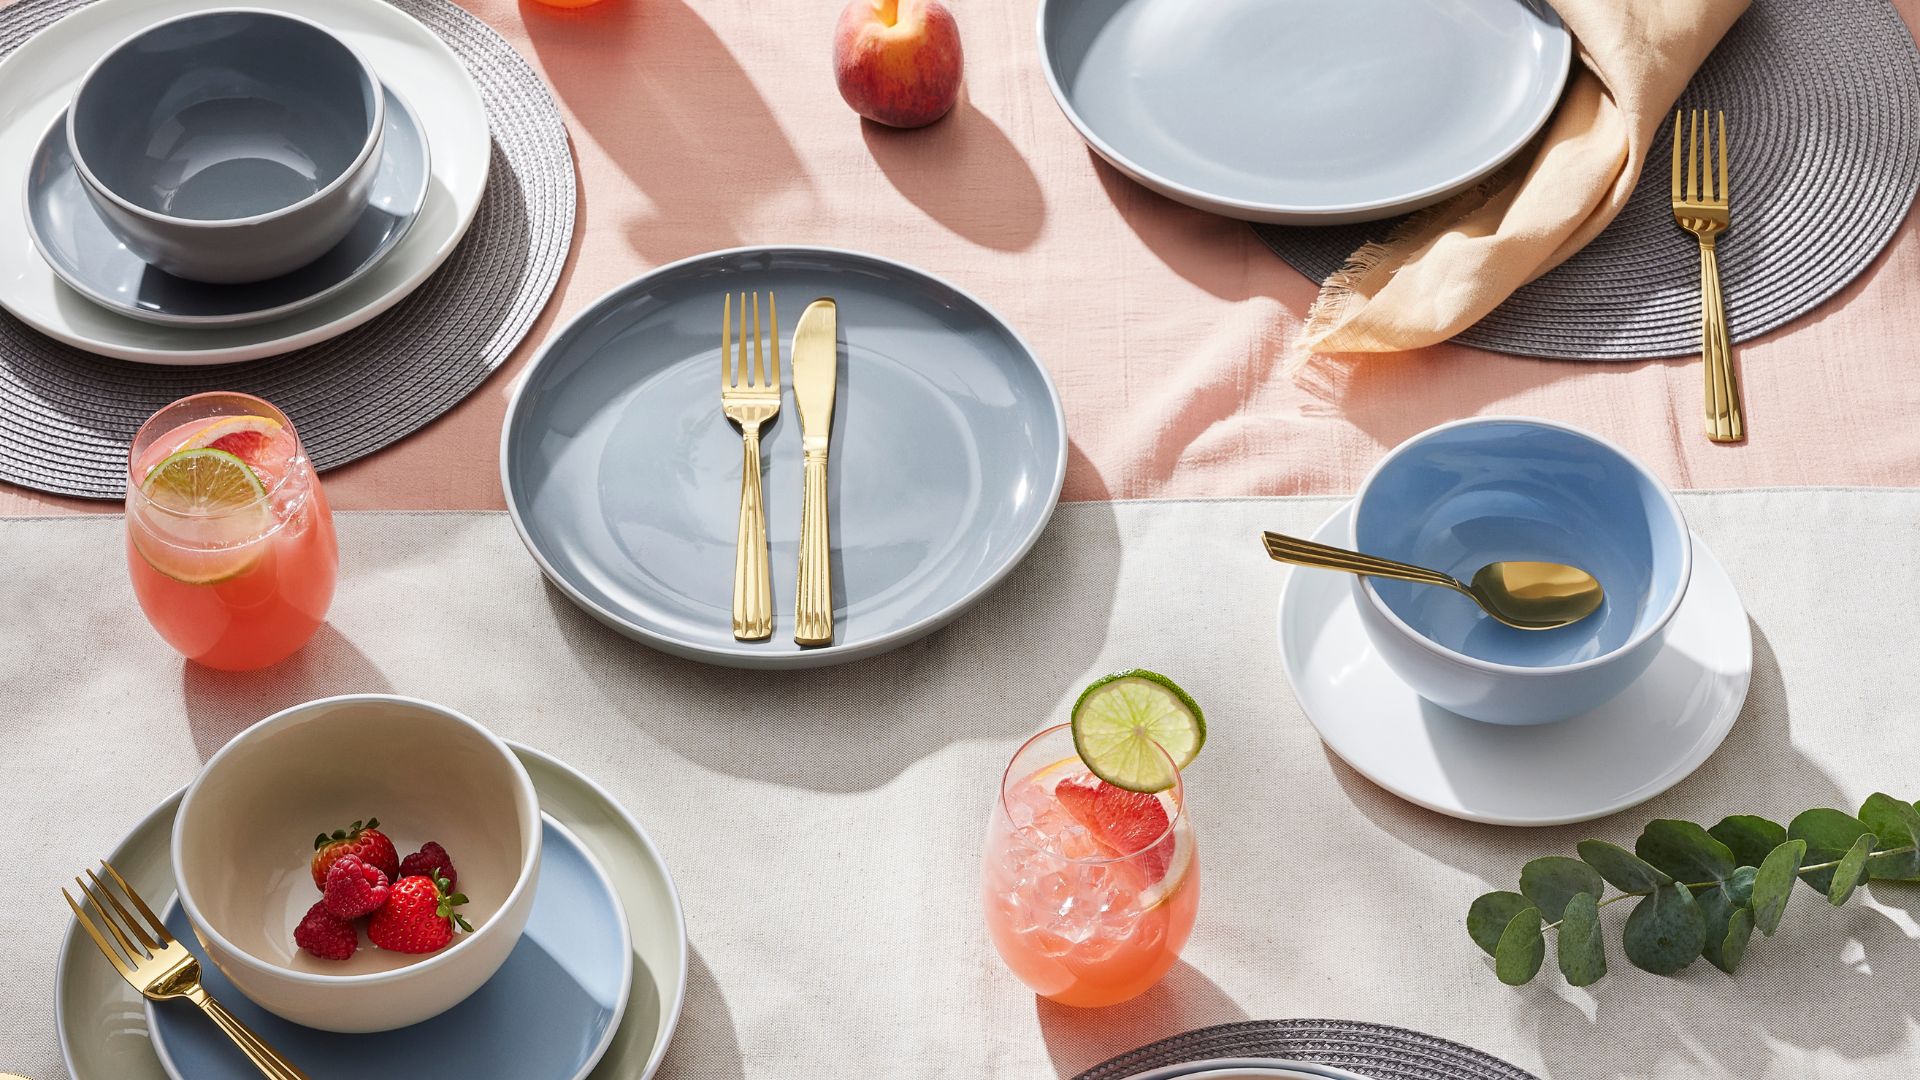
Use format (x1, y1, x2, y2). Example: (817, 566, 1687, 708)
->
(1469, 795, 1920, 986)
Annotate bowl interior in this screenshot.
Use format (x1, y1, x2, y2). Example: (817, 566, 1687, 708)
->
(1354, 421, 1687, 668)
(71, 10, 377, 221)
(175, 699, 534, 977)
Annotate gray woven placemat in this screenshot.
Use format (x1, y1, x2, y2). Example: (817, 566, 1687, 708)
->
(0, 0, 573, 499)
(1254, 0, 1920, 360)
(1076, 1020, 1540, 1080)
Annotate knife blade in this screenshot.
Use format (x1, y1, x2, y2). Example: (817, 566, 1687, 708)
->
(791, 298, 838, 447)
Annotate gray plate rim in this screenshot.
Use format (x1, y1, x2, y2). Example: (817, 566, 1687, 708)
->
(1034, 0, 1572, 221)
(498, 243, 1069, 669)
(24, 84, 431, 329)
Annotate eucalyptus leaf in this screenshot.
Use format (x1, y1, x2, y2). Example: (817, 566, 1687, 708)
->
(1789, 809, 1873, 894)
(1578, 839, 1672, 893)
(1751, 840, 1804, 936)
(1697, 885, 1753, 974)
(1556, 892, 1606, 987)
(1827, 833, 1877, 906)
(1468, 891, 1532, 957)
(1638, 819, 1737, 883)
(1859, 793, 1920, 881)
(1622, 882, 1706, 975)
(1495, 907, 1546, 986)
(1710, 815, 1788, 868)
(1724, 865, 1758, 908)
(1520, 856, 1606, 922)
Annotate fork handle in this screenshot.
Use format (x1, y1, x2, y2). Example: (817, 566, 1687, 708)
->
(192, 992, 312, 1079)
(732, 425, 772, 640)
(794, 447, 833, 645)
(1698, 238, 1744, 442)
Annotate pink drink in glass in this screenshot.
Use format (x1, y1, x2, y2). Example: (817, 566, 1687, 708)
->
(125, 393, 337, 671)
(983, 724, 1198, 1007)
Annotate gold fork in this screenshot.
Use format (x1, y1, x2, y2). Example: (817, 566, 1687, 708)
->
(1671, 108, 1743, 443)
(722, 291, 781, 640)
(64, 862, 310, 1080)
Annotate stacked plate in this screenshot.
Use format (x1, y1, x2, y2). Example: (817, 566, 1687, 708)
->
(0, 0, 493, 365)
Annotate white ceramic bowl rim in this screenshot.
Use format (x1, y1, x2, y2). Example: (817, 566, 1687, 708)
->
(66, 6, 386, 230)
(169, 693, 543, 986)
(1351, 415, 1695, 677)
(1031, 0, 1573, 218)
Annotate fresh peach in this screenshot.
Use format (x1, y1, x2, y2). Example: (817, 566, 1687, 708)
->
(833, 0, 963, 128)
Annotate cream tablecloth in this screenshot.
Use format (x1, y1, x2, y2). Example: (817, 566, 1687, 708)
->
(5, 491, 1918, 1079)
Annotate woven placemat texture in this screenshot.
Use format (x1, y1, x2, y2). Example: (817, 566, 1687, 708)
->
(0, 0, 574, 498)
(1076, 1020, 1540, 1080)
(1254, 0, 1920, 360)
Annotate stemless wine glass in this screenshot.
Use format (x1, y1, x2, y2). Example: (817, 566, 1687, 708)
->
(125, 392, 338, 671)
(982, 724, 1199, 1007)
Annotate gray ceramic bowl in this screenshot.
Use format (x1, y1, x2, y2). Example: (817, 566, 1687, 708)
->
(67, 8, 385, 284)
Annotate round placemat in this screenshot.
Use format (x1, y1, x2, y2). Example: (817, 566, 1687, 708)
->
(1253, 0, 1920, 360)
(1075, 1020, 1539, 1080)
(0, 0, 574, 499)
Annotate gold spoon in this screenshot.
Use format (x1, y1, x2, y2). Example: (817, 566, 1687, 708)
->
(1261, 530, 1604, 631)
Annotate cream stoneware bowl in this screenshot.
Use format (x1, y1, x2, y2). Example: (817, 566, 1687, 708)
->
(171, 695, 542, 1032)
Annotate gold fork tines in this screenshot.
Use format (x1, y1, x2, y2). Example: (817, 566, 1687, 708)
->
(65, 862, 310, 1079)
(721, 291, 782, 640)
(1671, 108, 1743, 443)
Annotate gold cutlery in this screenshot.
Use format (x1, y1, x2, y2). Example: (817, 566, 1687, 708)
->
(722, 292, 781, 640)
(790, 298, 839, 646)
(64, 861, 311, 1080)
(1261, 531, 1605, 630)
(1671, 108, 1743, 443)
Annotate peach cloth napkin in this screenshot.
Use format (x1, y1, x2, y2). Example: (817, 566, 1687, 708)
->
(1297, 0, 1751, 366)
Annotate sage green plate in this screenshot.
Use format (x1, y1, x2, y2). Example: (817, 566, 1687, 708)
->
(54, 742, 686, 1080)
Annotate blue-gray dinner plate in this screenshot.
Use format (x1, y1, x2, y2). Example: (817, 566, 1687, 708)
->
(24, 84, 429, 328)
(1038, 0, 1572, 224)
(147, 815, 632, 1080)
(501, 246, 1067, 669)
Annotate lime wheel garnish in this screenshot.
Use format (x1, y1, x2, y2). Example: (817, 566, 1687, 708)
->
(1069, 670, 1205, 794)
(132, 448, 272, 583)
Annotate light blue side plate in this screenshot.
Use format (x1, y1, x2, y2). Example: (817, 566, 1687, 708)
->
(501, 245, 1067, 669)
(25, 84, 429, 328)
(146, 815, 631, 1080)
(1038, 0, 1572, 223)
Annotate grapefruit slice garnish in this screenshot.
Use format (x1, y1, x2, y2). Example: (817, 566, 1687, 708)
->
(1054, 772, 1191, 908)
(167, 415, 292, 476)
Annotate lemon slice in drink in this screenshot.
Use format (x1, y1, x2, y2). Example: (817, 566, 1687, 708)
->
(1069, 670, 1205, 794)
(133, 448, 273, 584)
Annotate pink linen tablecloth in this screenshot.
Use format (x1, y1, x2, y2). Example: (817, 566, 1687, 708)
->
(5, 0, 1920, 516)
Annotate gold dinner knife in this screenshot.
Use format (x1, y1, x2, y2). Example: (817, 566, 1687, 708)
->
(791, 298, 838, 645)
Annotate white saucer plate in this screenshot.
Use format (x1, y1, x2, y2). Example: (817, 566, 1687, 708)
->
(1278, 503, 1752, 826)
(0, 0, 489, 365)
(56, 743, 687, 1080)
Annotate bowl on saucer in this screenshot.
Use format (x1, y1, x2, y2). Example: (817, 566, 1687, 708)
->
(1350, 417, 1692, 725)
(170, 694, 542, 1032)
(67, 8, 385, 283)
(27, 86, 429, 328)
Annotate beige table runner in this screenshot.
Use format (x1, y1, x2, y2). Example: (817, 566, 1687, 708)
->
(4, 492, 1917, 1079)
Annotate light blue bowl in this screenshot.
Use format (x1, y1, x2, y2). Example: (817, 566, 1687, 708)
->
(1350, 417, 1691, 725)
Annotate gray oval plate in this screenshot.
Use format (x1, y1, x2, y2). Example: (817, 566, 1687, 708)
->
(501, 246, 1067, 669)
(25, 84, 429, 328)
(1037, 0, 1571, 224)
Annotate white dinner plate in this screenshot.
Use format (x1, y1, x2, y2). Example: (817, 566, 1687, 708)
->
(55, 743, 687, 1080)
(0, 0, 490, 364)
(1278, 503, 1752, 826)
(1037, 0, 1572, 224)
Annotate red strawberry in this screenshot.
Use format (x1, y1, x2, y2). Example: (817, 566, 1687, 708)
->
(367, 870, 471, 954)
(311, 818, 400, 889)
(322, 853, 391, 920)
(293, 900, 357, 961)
(398, 841, 458, 890)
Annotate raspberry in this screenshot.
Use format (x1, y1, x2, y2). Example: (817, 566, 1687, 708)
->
(323, 854, 391, 920)
(293, 900, 357, 961)
(398, 841, 457, 890)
